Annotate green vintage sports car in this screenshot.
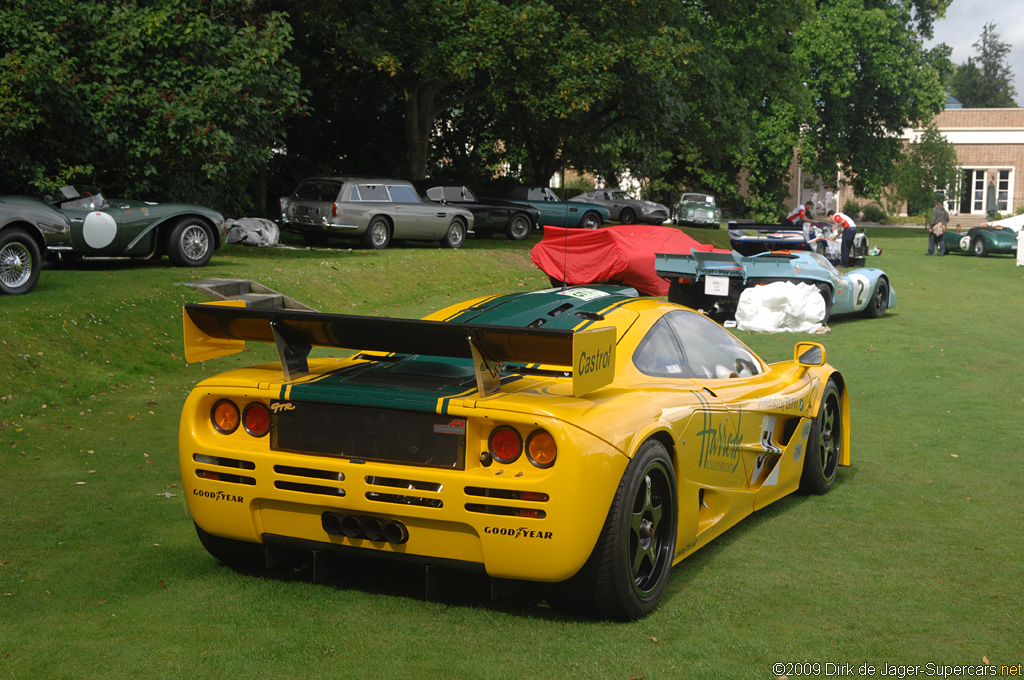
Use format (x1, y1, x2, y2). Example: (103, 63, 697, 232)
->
(672, 192, 721, 228)
(942, 226, 1018, 257)
(41, 185, 226, 266)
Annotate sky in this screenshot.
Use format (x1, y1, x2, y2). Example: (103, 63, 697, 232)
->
(924, 0, 1024, 106)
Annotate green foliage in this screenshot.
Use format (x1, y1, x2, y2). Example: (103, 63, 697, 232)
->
(0, 0, 304, 215)
(796, 0, 949, 197)
(889, 123, 959, 216)
(842, 199, 862, 216)
(946, 22, 1019, 108)
(860, 203, 886, 223)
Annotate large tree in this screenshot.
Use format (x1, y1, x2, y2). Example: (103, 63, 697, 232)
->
(795, 0, 950, 198)
(0, 0, 303, 215)
(886, 122, 960, 216)
(947, 22, 1019, 108)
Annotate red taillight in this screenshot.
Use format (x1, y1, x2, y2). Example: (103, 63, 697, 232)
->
(489, 426, 522, 464)
(243, 403, 270, 437)
(526, 430, 557, 468)
(677, 276, 694, 284)
(211, 400, 240, 434)
(332, 202, 338, 217)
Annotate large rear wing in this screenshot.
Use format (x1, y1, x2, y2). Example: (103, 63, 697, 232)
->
(655, 250, 746, 279)
(182, 301, 615, 398)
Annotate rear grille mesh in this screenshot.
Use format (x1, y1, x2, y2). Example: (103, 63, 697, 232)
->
(272, 401, 466, 470)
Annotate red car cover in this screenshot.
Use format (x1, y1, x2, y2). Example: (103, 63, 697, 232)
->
(530, 224, 726, 296)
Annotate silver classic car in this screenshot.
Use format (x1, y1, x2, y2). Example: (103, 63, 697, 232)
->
(279, 177, 475, 249)
(569, 189, 670, 225)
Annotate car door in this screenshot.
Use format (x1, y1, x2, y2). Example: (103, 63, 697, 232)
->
(389, 184, 445, 238)
(62, 197, 125, 255)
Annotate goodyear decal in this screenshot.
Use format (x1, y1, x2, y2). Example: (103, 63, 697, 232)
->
(193, 488, 245, 503)
(484, 526, 553, 539)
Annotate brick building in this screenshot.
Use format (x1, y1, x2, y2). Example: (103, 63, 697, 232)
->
(788, 104, 1024, 219)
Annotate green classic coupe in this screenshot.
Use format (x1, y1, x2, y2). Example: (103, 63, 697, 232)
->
(942, 226, 1018, 257)
(672, 192, 722, 229)
(486, 185, 609, 229)
(41, 185, 226, 267)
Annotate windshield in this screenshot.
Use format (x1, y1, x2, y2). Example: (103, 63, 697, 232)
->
(48, 185, 107, 210)
(609, 190, 635, 200)
(682, 194, 714, 205)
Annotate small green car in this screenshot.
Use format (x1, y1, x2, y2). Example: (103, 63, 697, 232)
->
(943, 226, 1018, 257)
(672, 192, 721, 229)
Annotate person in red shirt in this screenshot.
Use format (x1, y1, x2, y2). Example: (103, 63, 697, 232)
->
(831, 212, 857, 266)
(785, 201, 814, 225)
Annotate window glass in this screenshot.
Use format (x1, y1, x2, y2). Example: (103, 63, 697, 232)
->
(294, 180, 343, 202)
(527, 187, 547, 201)
(425, 187, 444, 201)
(665, 311, 763, 379)
(357, 184, 390, 201)
(632, 317, 693, 378)
(445, 186, 474, 201)
(387, 185, 419, 203)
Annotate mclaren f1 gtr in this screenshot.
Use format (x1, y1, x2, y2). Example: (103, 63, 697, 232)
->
(179, 286, 850, 620)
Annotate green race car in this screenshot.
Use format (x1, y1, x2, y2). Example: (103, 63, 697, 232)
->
(41, 185, 226, 267)
(943, 226, 1018, 257)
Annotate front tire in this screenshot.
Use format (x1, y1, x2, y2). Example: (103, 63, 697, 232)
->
(361, 216, 391, 249)
(167, 219, 214, 267)
(506, 214, 531, 241)
(618, 208, 636, 224)
(816, 283, 833, 324)
(549, 439, 677, 620)
(800, 378, 842, 495)
(862, 278, 888, 318)
(579, 211, 601, 229)
(0, 228, 41, 295)
(441, 218, 466, 248)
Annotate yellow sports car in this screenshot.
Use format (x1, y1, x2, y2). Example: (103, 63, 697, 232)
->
(179, 285, 850, 620)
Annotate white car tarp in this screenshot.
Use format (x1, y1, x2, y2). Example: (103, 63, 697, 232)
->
(735, 281, 826, 333)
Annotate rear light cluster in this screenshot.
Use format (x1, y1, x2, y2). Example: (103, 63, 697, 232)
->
(484, 426, 557, 469)
(211, 399, 270, 438)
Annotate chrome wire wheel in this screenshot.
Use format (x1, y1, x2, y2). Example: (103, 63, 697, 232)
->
(180, 224, 210, 262)
(0, 240, 32, 290)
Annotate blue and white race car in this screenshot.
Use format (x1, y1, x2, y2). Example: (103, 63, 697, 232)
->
(655, 250, 896, 322)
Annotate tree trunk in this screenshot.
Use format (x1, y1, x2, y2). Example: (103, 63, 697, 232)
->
(402, 79, 446, 180)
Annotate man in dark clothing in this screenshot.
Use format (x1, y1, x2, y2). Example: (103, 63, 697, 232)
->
(928, 200, 949, 256)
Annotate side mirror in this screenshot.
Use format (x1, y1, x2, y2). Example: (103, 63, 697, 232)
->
(794, 342, 825, 366)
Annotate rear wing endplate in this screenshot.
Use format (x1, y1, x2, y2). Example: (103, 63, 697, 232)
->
(182, 302, 615, 398)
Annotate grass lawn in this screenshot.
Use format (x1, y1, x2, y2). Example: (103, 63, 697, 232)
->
(2, 226, 1022, 679)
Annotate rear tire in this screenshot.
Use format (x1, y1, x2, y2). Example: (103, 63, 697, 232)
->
(548, 439, 676, 620)
(361, 216, 391, 249)
(0, 228, 41, 295)
(862, 278, 888, 318)
(972, 238, 987, 257)
(194, 522, 267, 570)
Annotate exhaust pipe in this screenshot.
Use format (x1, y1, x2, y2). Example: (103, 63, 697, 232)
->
(320, 512, 409, 544)
(362, 516, 384, 542)
(382, 519, 409, 545)
(321, 511, 346, 536)
(340, 514, 364, 538)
